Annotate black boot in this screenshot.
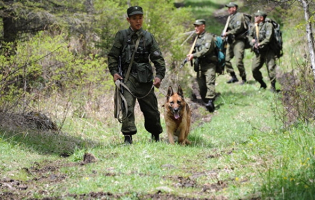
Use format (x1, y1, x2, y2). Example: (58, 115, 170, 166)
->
(270, 80, 276, 93)
(258, 80, 267, 89)
(124, 135, 132, 144)
(151, 133, 160, 142)
(227, 72, 239, 84)
(205, 99, 215, 112)
(240, 76, 247, 85)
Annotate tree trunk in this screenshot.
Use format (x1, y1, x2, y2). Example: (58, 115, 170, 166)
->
(298, 0, 315, 79)
(3, 17, 18, 43)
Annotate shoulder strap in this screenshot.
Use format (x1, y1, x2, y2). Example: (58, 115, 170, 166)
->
(124, 35, 142, 83)
(242, 14, 248, 29)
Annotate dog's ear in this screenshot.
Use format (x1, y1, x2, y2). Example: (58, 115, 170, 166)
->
(177, 85, 184, 97)
(167, 86, 174, 98)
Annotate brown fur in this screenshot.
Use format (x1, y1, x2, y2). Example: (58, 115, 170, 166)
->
(164, 85, 191, 145)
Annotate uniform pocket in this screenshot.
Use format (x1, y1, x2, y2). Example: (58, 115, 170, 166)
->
(136, 63, 153, 83)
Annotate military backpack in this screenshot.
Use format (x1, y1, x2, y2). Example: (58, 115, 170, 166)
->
(242, 13, 253, 49)
(266, 18, 283, 58)
(214, 35, 226, 74)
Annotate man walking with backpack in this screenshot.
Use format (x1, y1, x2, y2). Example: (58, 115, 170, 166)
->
(187, 19, 217, 112)
(222, 2, 249, 85)
(248, 10, 277, 92)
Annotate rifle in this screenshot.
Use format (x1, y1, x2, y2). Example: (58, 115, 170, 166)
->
(221, 16, 231, 37)
(180, 36, 198, 68)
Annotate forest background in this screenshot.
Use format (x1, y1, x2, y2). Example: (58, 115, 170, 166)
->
(0, 0, 315, 199)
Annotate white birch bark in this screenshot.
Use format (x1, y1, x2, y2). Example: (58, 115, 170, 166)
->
(298, 0, 315, 79)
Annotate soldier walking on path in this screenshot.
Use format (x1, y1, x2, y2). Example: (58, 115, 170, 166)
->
(187, 19, 217, 112)
(108, 6, 166, 144)
(248, 10, 277, 92)
(222, 2, 248, 85)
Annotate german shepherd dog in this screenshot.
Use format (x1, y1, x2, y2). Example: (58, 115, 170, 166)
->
(164, 85, 191, 145)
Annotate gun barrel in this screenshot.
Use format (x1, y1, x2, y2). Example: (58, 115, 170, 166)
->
(180, 58, 188, 68)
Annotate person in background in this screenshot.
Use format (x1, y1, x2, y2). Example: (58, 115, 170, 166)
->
(108, 6, 166, 144)
(222, 2, 248, 85)
(187, 19, 217, 112)
(248, 10, 277, 92)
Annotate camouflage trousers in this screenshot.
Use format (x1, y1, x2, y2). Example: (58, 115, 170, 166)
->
(121, 75, 162, 135)
(252, 49, 276, 83)
(225, 39, 246, 78)
(197, 63, 216, 102)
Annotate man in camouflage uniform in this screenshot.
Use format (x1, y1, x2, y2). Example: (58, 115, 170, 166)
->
(187, 19, 217, 112)
(248, 10, 277, 92)
(108, 6, 166, 144)
(222, 2, 248, 84)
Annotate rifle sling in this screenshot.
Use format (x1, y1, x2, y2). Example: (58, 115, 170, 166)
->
(124, 35, 142, 83)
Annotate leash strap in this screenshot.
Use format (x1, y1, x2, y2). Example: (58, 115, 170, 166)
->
(114, 80, 128, 123)
(116, 80, 154, 100)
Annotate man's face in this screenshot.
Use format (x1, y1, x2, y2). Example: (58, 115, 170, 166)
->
(194, 24, 205, 35)
(228, 6, 237, 15)
(127, 14, 143, 31)
(255, 15, 264, 23)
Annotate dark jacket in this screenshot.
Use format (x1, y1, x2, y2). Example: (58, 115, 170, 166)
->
(108, 27, 165, 82)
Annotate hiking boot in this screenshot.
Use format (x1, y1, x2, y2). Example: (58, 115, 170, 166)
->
(240, 77, 247, 85)
(270, 80, 276, 92)
(205, 99, 215, 112)
(259, 80, 267, 89)
(227, 76, 239, 84)
(124, 135, 132, 144)
(227, 72, 238, 84)
(151, 133, 160, 142)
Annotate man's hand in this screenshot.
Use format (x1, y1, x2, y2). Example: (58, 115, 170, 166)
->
(153, 77, 161, 88)
(113, 73, 123, 82)
(187, 54, 194, 61)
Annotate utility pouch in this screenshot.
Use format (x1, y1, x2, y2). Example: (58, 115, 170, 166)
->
(227, 34, 235, 44)
(193, 58, 199, 72)
(136, 63, 153, 83)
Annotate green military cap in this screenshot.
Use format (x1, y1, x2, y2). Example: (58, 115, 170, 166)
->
(254, 10, 267, 17)
(127, 6, 143, 16)
(193, 19, 206, 25)
(225, 2, 238, 8)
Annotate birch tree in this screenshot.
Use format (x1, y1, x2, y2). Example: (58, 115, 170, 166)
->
(297, 0, 315, 79)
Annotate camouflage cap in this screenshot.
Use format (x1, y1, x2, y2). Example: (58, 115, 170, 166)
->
(254, 10, 267, 17)
(225, 2, 238, 8)
(193, 19, 206, 25)
(127, 6, 143, 16)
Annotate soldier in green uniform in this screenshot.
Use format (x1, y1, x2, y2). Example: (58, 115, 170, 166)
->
(222, 2, 248, 84)
(108, 6, 166, 144)
(187, 19, 217, 112)
(248, 10, 277, 91)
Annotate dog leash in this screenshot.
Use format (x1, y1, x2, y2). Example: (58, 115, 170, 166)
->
(115, 80, 154, 99)
(114, 80, 154, 123)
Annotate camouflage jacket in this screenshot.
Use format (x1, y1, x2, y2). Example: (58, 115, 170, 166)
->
(193, 31, 216, 64)
(248, 21, 274, 51)
(108, 27, 165, 82)
(227, 12, 247, 39)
